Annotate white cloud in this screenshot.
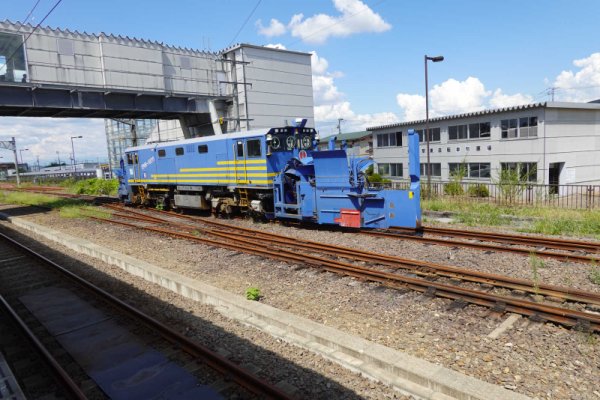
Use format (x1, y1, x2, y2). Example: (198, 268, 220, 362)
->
(310, 51, 329, 75)
(256, 19, 287, 37)
(311, 51, 398, 132)
(260, 0, 390, 45)
(489, 89, 533, 108)
(553, 52, 600, 102)
(395, 93, 426, 121)
(396, 77, 532, 121)
(0, 117, 107, 166)
(264, 43, 287, 50)
(431, 77, 490, 115)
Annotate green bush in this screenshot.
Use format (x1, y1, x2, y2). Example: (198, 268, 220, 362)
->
(444, 181, 464, 196)
(71, 178, 118, 196)
(245, 287, 261, 301)
(367, 172, 384, 183)
(467, 184, 490, 198)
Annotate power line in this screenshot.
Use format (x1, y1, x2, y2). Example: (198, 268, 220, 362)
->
(228, 0, 262, 47)
(0, 0, 63, 73)
(23, 0, 43, 25)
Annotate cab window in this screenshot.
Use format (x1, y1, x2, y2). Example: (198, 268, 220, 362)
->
(175, 147, 184, 156)
(247, 139, 261, 157)
(236, 141, 244, 158)
(158, 149, 166, 157)
(198, 144, 208, 153)
(126, 153, 133, 164)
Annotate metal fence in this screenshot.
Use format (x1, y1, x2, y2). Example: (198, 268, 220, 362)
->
(375, 180, 600, 209)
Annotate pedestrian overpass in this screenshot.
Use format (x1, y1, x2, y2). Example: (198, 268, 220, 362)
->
(0, 20, 314, 137)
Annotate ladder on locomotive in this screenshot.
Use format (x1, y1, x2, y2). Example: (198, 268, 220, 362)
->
(238, 188, 249, 207)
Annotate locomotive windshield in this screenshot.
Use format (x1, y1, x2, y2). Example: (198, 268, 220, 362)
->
(268, 127, 316, 152)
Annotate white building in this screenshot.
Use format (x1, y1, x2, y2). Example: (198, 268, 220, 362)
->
(369, 101, 600, 186)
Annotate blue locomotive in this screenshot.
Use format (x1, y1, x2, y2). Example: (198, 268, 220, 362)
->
(121, 120, 421, 229)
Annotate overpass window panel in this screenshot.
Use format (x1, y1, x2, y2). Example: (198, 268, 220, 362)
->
(247, 139, 261, 157)
(175, 147, 184, 156)
(57, 38, 74, 56)
(0, 32, 27, 82)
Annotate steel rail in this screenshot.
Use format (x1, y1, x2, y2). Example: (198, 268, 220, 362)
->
(389, 226, 600, 253)
(0, 230, 292, 400)
(104, 206, 600, 307)
(94, 216, 600, 332)
(0, 294, 88, 400)
(103, 203, 600, 264)
(362, 229, 599, 264)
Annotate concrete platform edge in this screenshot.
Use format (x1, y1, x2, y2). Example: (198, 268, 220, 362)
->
(2, 214, 531, 400)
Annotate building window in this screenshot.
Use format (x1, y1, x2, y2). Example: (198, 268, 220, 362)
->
(376, 133, 389, 147)
(501, 118, 519, 138)
(468, 163, 491, 179)
(448, 125, 468, 140)
(420, 163, 441, 177)
(468, 122, 491, 139)
(416, 128, 440, 143)
(378, 163, 403, 177)
(501, 162, 537, 182)
(158, 149, 166, 157)
(376, 132, 402, 147)
(378, 163, 389, 176)
(0, 32, 28, 82)
(198, 145, 208, 153)
(519, 117, 538, 138)
(247, 139, 262, 157)
(448, 163, 467, 177)
(175, 147, 184, 156)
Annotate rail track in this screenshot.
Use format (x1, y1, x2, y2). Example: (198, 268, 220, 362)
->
(365, 226, 600, 264)
(0, 294, 83, 399)
(0, 226, 292, 399)
(97, 204, 600, 333)
(4, 185, 600, 263)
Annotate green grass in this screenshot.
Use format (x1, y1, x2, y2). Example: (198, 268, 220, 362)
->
(422, 197, 600, 239)
(590, 263, 600, 286)
(0, 191, 110, 220)
(0, 191, 82, 209)
(59, 205, 112, 219)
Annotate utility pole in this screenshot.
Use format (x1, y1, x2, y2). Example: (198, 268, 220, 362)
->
(337, 118, 344, 135)
(0, 137, 20, 185)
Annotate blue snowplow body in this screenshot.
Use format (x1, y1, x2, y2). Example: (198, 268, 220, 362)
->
(273, 130, 421, 229)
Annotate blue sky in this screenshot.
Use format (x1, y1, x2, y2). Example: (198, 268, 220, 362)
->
(1, 0, 600, 162)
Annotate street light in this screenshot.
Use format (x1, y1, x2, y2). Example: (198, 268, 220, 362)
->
(19, 148, 29, 166)
(71, 136, 83, 178)
(424, 55, 444, 198)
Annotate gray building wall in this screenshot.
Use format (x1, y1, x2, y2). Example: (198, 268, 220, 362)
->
(371, 102, 600, 186)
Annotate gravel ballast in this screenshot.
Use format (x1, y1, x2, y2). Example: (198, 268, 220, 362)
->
(2, 204, 600, 400)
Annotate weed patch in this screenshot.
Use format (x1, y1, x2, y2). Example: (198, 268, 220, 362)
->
(245, 287, 261, 301)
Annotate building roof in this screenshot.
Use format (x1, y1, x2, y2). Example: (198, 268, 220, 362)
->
(322, 131, 370, 142)
(0, 21, 309, 58)
(366, 101, 600, 131)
